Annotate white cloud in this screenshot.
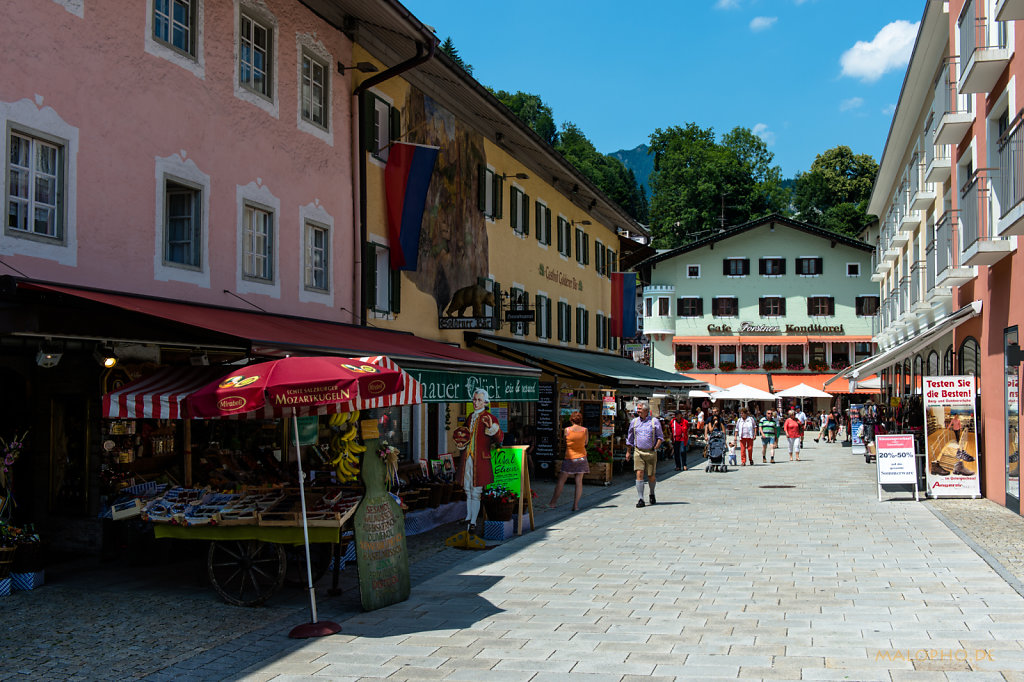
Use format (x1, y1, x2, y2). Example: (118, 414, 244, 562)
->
(882, 103, 897, 116)
(840, 20, 919, 82)
(750, 16, 777, 32)
(752, 123, 776, 146)
(840, 97, 864, 112)
(715, 0, 741, 8)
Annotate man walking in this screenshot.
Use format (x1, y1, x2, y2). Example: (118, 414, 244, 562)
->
(670, 411, 690, 471)
(758, 408, 779, 463)
(626, 401, 664, 507)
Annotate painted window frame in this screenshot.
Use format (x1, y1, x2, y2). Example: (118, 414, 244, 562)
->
(163, 178, 203, 270)
(677, 296, 702, 318)
(300, 49, 329, 131)
(846, 262, 861, 277)
(807, 295, 835, 317)
(795, 256, 824, 276)
(303, 219, 330, 293)
(153, 0, 197, 58)
(686, 264, 701, 278)
(241, 201, 275, 282)
(6, 127, 66, 243)
(509, 185, 530, 236)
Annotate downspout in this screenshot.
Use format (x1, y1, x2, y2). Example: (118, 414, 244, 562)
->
(352, 39, 436, 327)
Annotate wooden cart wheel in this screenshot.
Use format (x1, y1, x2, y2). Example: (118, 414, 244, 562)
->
(207, 540, 286, 607)
(283, 543, 332, 587)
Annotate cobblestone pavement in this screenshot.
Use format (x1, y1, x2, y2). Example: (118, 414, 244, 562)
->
(3, 444, 1024, 680)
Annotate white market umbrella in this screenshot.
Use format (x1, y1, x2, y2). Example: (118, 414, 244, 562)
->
(774, 383, 833, 398)
(711, 383, 778, 402)
(689, 390, 713, 399)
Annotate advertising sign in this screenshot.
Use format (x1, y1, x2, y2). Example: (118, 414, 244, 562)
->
(602, 396, 616, 438)
(488, 446, 527, 498)
(923, 376, 981, 498)
(876, 434, 919, 501)
(849, 403, 865, 452)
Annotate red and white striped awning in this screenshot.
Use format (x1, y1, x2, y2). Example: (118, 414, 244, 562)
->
(102, 356, 423, 420)
(103, 367, 222, 419)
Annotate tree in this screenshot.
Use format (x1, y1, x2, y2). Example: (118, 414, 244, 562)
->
(647, 124, 788, 248)
(489, 90, 558, 147)
(793, 145, 878, 237)
(556, 123, 649, 223)
(439, 36, 473, 75)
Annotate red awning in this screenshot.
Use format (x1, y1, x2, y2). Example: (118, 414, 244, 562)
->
(20, 282, 533, 374)
(679, 373, 772, 391)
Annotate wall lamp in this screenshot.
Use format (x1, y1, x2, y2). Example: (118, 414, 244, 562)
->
(94, 343, 118, 369)
(337, 61, 379, 74)
(572, 219, 592, 227)
(501, 172, 529, 180)
(36, 340, 63, 369)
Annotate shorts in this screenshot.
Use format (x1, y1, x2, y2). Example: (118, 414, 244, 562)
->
(633, 447, 657, 477)
(761, 436, 776, 445)
(787, 436, 801, 454)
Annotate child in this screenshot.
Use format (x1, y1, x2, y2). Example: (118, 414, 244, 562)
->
(727, 440, 738, 466)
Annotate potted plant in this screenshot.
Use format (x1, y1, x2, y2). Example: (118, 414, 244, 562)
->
(740, 360, 760, 370)
(696, 360, 714, 370)
(719, 361, 737, 372)
(808, 360, 829, 372)
(482, 485, 518, 521)
(831, 360, 850, 371)
(786, 362, 805, 371)
(675, 360, 694, 371)
(763, 360, 782, 371)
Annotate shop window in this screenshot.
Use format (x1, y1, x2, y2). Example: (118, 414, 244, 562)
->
(741, 344, 758, 369)
(759, 296, 785, 317)
(855, 342, 872, 363)
(807, 296, 835, 316)
(719, 345, 736, 367)
(913, 354, 924, 394)
(856, 295, 880, 316)
(796, 257, 823, 275)
(959, 337, 980, 377)
(764, 345, 781, 367)
(809, 342, 826, 365)
(712, 297, 738, 317)
(759, 257, 785, 276)
(677, 297, 703, 317)
(697, 344, 714, 369)
(723, 258, 749, 276)
(786, 344, 804, 369)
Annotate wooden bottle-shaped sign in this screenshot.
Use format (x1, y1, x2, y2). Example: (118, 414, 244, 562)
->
(352, 435, 410, 611)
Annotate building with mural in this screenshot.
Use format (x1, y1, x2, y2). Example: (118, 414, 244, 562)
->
(838, 0, 1022, 514)
(636, 215, 878, 400)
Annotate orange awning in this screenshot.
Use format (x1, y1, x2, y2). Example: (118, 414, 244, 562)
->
(807, 335, 872, 342)
(673, 336, 740, 345)
(674, 336, 807, 345)
(682, 373, 771, 391)
(740, 336, 806, 345)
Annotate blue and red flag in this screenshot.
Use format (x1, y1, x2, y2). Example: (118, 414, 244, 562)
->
(385, 142, 439, 271)
(610, 272, 637, 339)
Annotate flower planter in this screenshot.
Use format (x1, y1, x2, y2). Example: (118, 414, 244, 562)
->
(483, 499, 516, 522)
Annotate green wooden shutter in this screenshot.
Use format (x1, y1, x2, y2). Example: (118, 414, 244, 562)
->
(494, 175, 503, 219)
(557, 218, 564, 253)
(535, 202, 543, 241)
(389, 264, 401, 314)
(362, 242, 377, 312)
(522, 194, 530, 236)
(509, 188, 519, 231)
(584, 234, 590, 265)
(547, 297, 553, 339)
(478, 165, 487, 212)
(827, 297, 835, 316)
(545, 207, 552, 244)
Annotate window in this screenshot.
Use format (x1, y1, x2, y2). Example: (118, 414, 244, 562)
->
(759, 257, 785, 276)
(557, 301, 571, 342)
(675, 344, 693, 366)
(786, 344, 803, 368)
(478, 167, 503, 219)
(712, 297, 738, 317)
(723, 257, 750, 276)
(959, 336, 980, 377)
(576, 306, 589, 344)
(535, 202, 551, 245)
(719, 345, 736, 367)
(556, 216, 571, 256)
(365, 94, 400, 160)
(509, 186, 530, 235)
(832, 343, 850, 367)
(606, 249, 617, 275)
(595, 314, 606, 349)
(764, 345, 782, 366)
(657, 297, 670, 316)
(697, 345, 714, 367)
(928, 350, 940, 376)
(759, 296, 785, 317)
(239, 12, 272, 97)
(595, 241, 606, 275)
(575, 226, 590, 265)
(847, 263, 861, 277)
(855, 342, 872, 363)
(509, 287, 530, 336)
(944, 344, 955, 375)
(807, 296, 835, 316)
(796, 257, 823, 275)
(677, 297, 703, 317)
(164, 180, 201, 267)
(7, 131, 63, 240)
(742, 344, 758, 367)
(303, 221, 329, 292)
(363, 242, 400, 315)
(644, 297, 653, 317)
(687, 265, 700, 278)
(535, 294, 551, 339)
(242, 204, 274, 281)
(856, 295, 880, 316)
(301, 51, 328, 129)
(810, 342, 826, 366)
(153, 0, 196, 56)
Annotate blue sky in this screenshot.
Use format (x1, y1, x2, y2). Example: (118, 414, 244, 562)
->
(401, 0, 925, 179)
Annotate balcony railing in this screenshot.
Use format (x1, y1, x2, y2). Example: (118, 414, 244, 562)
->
(925, 239, 936, 291)
(960, 169, 994, 248)
(998, 110, 1024, 217)
(934, 210, 959, 274)
(898, 275, 909, 317)
(960, 0, 1008, 63)
(910, 261, 922, 308)
(909, 153, 922, 198)
(935, 58, 970, 117)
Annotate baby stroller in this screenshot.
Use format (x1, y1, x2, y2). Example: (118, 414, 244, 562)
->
(705, 430, 728, 472)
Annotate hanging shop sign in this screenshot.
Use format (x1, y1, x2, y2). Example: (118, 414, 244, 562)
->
(505, 310, 536, 323)
(922, 376, 981, 498)
(407, 369, 539, 403)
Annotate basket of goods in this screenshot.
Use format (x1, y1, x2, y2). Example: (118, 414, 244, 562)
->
(482, 485, 518, 521)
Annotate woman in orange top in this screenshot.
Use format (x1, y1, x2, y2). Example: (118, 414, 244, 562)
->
(548, 410, 590, 511)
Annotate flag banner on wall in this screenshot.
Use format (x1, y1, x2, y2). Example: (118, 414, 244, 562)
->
(610, 272, 637, 339)
(385, 142, 439, 271)
(922, 375, 981, 498)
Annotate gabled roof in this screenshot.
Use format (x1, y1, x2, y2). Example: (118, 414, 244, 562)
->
(635, 214, 872, 270)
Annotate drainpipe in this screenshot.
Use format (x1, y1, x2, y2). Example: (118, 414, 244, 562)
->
(352, 39, 436, 327)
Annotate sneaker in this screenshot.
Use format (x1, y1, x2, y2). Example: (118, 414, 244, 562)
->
(649, 494, 657, 505)
(636, 499, 646, 508)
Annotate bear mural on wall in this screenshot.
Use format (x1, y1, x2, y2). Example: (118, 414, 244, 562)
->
(401, 90, 491, 318)
(445, 284, 496, 318)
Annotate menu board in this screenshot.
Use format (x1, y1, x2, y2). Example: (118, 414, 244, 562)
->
(535, 383, 557, 462)
(581, 401, 602, 434)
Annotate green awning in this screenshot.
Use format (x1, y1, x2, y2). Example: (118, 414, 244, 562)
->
(473, 337, 703, 391)
(407, 368, 540, 402)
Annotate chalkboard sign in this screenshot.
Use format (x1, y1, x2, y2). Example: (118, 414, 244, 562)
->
(581, 401, 602, 433)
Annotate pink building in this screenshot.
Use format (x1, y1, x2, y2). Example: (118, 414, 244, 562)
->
(858, 0, 1023, 513)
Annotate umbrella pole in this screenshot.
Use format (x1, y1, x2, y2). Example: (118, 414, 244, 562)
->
(288, 414, 341, 639)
